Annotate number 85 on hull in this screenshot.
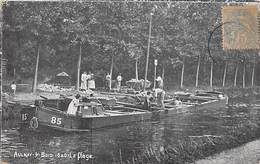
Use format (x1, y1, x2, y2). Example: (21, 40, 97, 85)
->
(20, 105, 83, 132)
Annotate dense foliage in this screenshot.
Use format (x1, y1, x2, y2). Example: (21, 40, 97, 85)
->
(3, 2, 259, 88)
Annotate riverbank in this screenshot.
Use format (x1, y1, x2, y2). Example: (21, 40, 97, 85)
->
(195, 139, 260, 164)
(122, 105, 260, 164)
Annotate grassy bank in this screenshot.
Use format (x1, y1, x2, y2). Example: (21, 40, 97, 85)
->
(112, 120, 260, 164)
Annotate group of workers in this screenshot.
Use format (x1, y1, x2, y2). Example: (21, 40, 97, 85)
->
(80, 71, 95, 91)
(8, 71, 164, 115)
(67, 74, 165, 116)
(105, 73, 123, 91)
(143, 75, 165, 110)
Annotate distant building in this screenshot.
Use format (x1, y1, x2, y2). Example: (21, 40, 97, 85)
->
(47, 72, 72, 86)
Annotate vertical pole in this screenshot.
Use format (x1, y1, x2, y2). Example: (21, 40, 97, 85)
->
(76, 41, 82, 91)
(143, 12, 153, 91)
(33, 43, 40, 93)
(153, 64, 157, 89)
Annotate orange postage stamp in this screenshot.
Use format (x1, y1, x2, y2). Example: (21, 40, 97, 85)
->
(222, 5, 259, 50)
(1, 161, 9, 164)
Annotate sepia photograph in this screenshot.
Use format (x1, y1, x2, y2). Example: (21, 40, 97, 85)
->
(1, 1, 260, 164)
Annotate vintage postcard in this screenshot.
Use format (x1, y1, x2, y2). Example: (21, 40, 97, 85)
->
(1, 1, 260, 164)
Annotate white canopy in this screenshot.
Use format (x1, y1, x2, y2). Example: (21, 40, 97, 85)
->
(56, 72, 70, 77)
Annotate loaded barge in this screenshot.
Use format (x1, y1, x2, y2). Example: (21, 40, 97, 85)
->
(19, 91, 228, 132)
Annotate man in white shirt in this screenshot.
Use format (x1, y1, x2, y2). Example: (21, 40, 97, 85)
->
(105, 73, 111, 91)
(117, 73, 122, 91)
(88, 72, 95, 90)
(11, 81, 16, 95)
(67, 94, 80, 115)
(81, 72, 87, 91)
(154, 88, 165, 109)
(86, 72, 91, 90)
(156, 76, 163, 89)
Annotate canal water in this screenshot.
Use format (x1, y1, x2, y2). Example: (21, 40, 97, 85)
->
(1, 103, 260, 164)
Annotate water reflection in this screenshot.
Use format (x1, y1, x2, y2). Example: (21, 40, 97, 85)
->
(2, 104, 260, 164)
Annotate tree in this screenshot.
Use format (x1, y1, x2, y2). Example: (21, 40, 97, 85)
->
(3, 2, 259, 92)
(127, 43, 143, 80)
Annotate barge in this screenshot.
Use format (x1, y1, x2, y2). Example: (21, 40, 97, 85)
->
(19, 91, 228, 132)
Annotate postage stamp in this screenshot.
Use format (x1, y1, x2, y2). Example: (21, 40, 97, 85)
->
(222, 5, 259, 50)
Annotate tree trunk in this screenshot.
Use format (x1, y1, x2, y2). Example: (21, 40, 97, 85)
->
(33, 44, 40, 93)
(210, 59, 213, 88)
(222, 60, 227, 87)
(135, 58, 138, 80)
(76, 42, 82, 91)
(234, 62, 238, 87)
(180, 57, 185, 89)
(14, 68, 16, 80)
(195, 55, 200, 88)
(251, 61, 255, 87)
(242, 61, 246, 88)
(109, 55, 114, 90)
(162, 66, 165, 81)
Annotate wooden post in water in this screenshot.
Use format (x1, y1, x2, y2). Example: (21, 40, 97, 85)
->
(76, 41, 82, 91)
(33, 43, 40, 93)
(222, 60, 227, 87)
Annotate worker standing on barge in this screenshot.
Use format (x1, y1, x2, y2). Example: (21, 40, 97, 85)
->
(81, 72, 87, 91)
(154, 88, 165, 109)
(105, 73, 111, 91)
(11, 81, 17, 95)
(67, 94, 81, 115)
(88, 72, 95, 90)
(143, 91, 153, 111)
(117, 73, 122, 91)
(156, 76, 163, 89)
